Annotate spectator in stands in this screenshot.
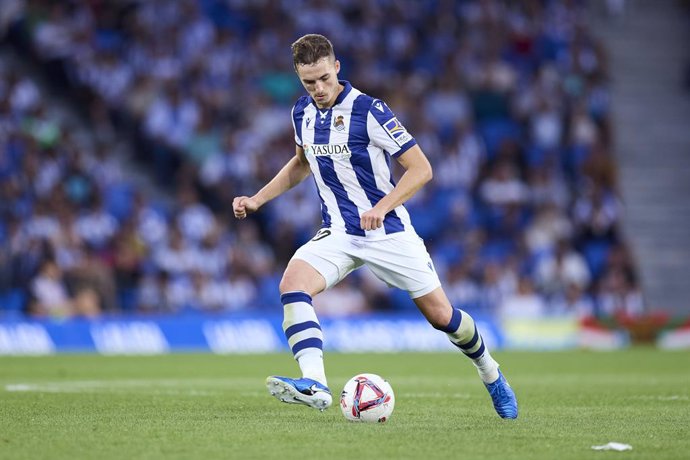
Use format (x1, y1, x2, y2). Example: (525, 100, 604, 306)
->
(595, 267, 644, 317)
(29, 259, 100, 318)
(550, 282, 595, 318)
(500, 276, 547, 319)
(74, 193, 119, 250)
(312, 277, 368, 318)
(445, 262, 482, 310)
(535, 238, 591, 297)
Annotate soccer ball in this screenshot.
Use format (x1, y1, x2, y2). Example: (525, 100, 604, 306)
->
(340, 373, 395, 423)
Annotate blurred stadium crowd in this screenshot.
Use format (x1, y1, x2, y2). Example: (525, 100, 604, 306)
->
(0, 0, 643, 319)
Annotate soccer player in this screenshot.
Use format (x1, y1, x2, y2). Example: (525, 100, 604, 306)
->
(232, 34, 518, 419)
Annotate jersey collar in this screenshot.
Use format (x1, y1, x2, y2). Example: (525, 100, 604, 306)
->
(333, 80, 352, 106)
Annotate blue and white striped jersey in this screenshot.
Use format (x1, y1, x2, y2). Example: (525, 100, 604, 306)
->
(291, 81, 417, 239)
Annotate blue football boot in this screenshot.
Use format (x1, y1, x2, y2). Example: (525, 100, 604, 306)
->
(484, 369, 518, 419)
(266, 376, 332, 411)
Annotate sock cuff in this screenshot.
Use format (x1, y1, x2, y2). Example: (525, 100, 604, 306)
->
(280, 291, 312, 305)
(438, 308, 462, 333)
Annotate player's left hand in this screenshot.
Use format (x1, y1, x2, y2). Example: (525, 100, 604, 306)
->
(360, 208, 385, 231)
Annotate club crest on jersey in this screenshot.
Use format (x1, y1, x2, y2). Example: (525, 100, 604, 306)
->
(383, 117, 413, 147)
(304, 143, 352, 160)
(333, 115, 346, 131)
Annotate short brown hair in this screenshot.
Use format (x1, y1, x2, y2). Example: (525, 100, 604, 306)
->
(291, 34, 335, 69)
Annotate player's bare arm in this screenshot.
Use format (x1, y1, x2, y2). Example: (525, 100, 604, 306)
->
(359, 145, 432, 231)
(233, 147, 311, 219)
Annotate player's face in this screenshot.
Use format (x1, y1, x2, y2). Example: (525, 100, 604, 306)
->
(296, 57, 342, 109)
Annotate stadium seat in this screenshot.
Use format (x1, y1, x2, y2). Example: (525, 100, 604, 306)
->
(104, 183, 134, 222)
(583, 241, 612, 279)
(479, 119, 523, 158)
(0, 289, 27, 316)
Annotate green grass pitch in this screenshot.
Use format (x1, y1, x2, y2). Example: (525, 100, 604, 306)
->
(1, 350, 688, 459)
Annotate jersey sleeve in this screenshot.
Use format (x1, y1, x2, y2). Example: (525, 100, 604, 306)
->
(291, 96, 310, 147)
(366, 99, 417, 157)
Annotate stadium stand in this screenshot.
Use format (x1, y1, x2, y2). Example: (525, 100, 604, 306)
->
(0, 0, 642, 319)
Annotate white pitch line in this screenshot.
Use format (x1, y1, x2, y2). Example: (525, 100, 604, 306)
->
(404, 392, 473, 399)
(3, 378, 261, 395)
(631, 395, 689, 401)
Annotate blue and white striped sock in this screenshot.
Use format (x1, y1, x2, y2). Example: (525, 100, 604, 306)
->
(440, 308, 499, 383)
(281, 291, 327, 386)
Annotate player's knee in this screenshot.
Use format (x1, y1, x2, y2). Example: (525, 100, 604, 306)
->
(279, 261, 327, 296)
(421, 306, 453, 330)
(428, 314, 450, 331)
(422, 304, 455, 331)
(279, 271, 310, 295)
(278, 273, 298, 294)
(413, 287, 454, 330)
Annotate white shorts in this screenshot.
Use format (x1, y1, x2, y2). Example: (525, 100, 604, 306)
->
(292, 229, 441, 299)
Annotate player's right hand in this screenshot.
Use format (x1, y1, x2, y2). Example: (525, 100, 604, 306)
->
(232, 196, 259, 219)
